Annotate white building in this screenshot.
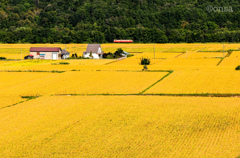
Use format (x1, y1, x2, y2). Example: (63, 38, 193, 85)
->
(83, 44, 103, 59)
(29, 47, 70, 60)
(30, 47, 62, 60)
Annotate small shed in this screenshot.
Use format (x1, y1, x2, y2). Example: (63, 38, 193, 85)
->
(30, 47, 62, 60)
(61, 49, 70, 59)
(83, 44, 103, 59)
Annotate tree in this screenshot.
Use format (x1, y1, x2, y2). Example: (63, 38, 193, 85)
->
(114, 48, 124, 58)
(34, 0, 39, 7)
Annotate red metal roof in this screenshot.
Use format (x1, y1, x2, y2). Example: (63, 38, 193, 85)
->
(30, 47, 61, 52)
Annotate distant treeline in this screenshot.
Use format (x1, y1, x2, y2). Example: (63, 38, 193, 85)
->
(0, 0, 240, 43)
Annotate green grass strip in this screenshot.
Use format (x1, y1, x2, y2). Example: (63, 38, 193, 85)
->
(140, 70, 174, 94)
(174, 52, 185, 58)
(225, 51, 233, 57)
(0, 70, 65, 73)
(216, 57, 225, 66)
(0, 95, 40, 110)
(54, 93, 240, 97)
(71, 69, 172, 72)
(104, 60, 120, 65)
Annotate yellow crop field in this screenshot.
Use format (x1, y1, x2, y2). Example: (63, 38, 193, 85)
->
(1, 43, 240, 157)
(177, 52, 226, 58)
(0, 71, 168, 96)
(153, 58, 221, 68)
(0, 53, 28, 59)
(0, 96, 26, 109)
(133, 52, 183, 59)
(1, 96, 240, 157)
(145, 70, 240, 94)
(229, 51, 240, 57)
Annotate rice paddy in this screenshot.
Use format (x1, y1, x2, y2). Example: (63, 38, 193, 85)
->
(0, 43, 240, 157)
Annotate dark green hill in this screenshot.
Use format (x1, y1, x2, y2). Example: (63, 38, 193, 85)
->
(0, 0, 239, 43)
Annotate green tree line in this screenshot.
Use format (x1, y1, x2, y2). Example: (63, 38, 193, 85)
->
(0, 0, 240, 43)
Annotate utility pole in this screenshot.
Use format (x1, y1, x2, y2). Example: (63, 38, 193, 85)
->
(153, 44, 155, 59)
(223, 42, 225, 57)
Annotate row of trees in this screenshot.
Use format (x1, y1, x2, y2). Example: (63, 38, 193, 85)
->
(1, 27, 240, 43)
(0, 0, 240, 43)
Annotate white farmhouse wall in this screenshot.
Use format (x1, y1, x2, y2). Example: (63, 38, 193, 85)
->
(30, 51, 61, 60)
(83, 53, 100, 59)
(97, 47, 102, 53)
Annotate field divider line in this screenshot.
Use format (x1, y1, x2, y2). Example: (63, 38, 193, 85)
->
(0, 95, 41, 110)
(216, 57, 225, 66)
(0, 70, 65, 73)
(104, 57, 126, 65)
(53, 93, 240, 97)
(71, 69, 171, 72)
(174, 52, 185, 58)
(139, 70, 174, 94)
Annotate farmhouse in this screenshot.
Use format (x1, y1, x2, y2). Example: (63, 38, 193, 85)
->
(29, 47, 69, 60)
(83, 44, 103, 59)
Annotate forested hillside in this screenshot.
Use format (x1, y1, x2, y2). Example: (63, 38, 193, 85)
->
(0, 0, 240, 43)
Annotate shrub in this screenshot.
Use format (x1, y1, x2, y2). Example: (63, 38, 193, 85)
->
(51, 63, 58, 65)
(0, 57, 6, 60)
(235, 65, 240, 70)
(142, 65, 148, 71)
(59, 62, 70, 65)
(67, 56, 82, 59)
(140, 57, 150, 65)
(114, 48, 124, 58)
(106, 52, 114, 59)
(127, 54, 134, 58)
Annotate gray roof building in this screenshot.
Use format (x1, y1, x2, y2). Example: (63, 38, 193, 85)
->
(61, 49, 70, 55)
(86, 44, 101, 53)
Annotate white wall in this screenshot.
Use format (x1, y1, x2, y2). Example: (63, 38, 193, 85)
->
(83, 53, 100, 59)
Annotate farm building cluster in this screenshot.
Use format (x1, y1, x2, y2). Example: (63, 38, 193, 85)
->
(27, 44, 129, 60)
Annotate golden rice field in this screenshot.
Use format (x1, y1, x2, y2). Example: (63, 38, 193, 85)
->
(145, 70, 240, 94)
(1, 43, 240, 157)
(0, 96, 26, 109)
(0, 71, 168, 96)
(1, 96, 240, 157)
